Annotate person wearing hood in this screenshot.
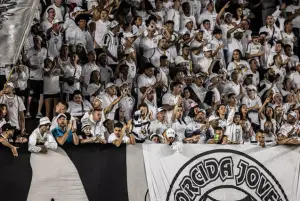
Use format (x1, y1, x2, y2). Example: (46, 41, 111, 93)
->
(28, 117, 58, 153)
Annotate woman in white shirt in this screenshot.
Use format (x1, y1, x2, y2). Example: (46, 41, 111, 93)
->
(227, 49, 250, 76)
(67, 90, 93, 120)
(87, 70, 104, 102)
(171, 105, 187, 142)
(44, 58, 62, 119)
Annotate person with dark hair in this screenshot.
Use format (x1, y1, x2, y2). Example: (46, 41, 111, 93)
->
(131, 103, 152, 142)
(0, 123, 19, 156)
(227, 49, 250, 76)
(180, 2, 196, 30)
(207, 126, 224, 144)
(108, 121, 135, 147)
(67, 90, 93, 120)
(162, 81, 183, 123)
(225, 108, 243, 144)
(51, 113, 79, 145)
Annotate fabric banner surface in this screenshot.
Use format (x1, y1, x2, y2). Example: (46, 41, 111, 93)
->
(143, 144, 300, 201)
(0, 0, 39, 65)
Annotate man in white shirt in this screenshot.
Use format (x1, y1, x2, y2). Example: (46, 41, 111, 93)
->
(24, 35, 47, 118)
(102, 21, 120, 70)
(98, 53, 113, 84)
(81, 50, 100, 97)
(227, 28, 245, 63)
(277, 111, 300, 145)
(108, 122, 135, 147)
(166, 0, 181, 32)
(47, 18, 63, 59)
(149, 107, 170, 135)
(180, 2, 197, 30)
(286, 0, 300, 30)
(0, 83, 26, 136)
(28, 117, 58, 153)
(100, 83, 120, 120)
(290, 62, 300, 89)
(197, 1, 217, 28)
(194, 45, 213, 74)
(259, 15, 282, 50)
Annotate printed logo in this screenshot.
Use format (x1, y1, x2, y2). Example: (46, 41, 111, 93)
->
(166, 149, 288, 201)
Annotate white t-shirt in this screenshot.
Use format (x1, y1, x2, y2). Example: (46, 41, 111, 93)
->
(81, 63, 100, 96)
(99, 66, 114, 84)
(67, 100, 93, 117)
(286, 4, 300, 28)
(137, 74, 157, 106)
(26, 47, 47, 81)
(100, 93, 119, 120)
(95, 19, 110, 47)
(241, 95, 262, 125)
(43, 67, 61, 95)
(108, 133, 130, 144)
(162, 92, 180, 123)
(0, 95, 25, 129)
(47, 31, 63, 59)
(63, 64, 82, 94)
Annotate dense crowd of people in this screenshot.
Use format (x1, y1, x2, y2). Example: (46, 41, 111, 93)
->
(0, 0, 300, 156)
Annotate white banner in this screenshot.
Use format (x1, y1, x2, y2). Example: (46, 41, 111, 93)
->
(143, 144, 300, 201)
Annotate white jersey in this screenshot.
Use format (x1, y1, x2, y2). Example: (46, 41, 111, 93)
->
(0, 95, 25, 130)
(43, 67, 61, 95)
(63, 64, 82, 94)
(47, 31, 63, 59)
(26, 47, 47, 81)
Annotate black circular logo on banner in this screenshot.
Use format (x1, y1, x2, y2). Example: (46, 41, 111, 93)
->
(166, 149, 288, 201)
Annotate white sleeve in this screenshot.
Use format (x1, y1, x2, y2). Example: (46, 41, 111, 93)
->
(272, 8, 281, 21)
(28, 133, 42, 153)
(166, 9, 175, 21)
(44, 134, 58, 150)
(226, 108, 235, 126)
(162, 93, 170, 105)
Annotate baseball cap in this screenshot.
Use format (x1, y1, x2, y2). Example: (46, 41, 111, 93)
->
(165, 128, 175, 138)
(33, 35, 43, 41)
(57, 113, 67, 120)
(246, 84, 257, 91)
(289, 111, 297, 119)
(39, 117, 51, 126)
(157, 107, 166, 113)
(109, 20, 119, 29)
(106, 82, 115, 89)
(235, 28, 245, 33)
(2, 123, 16, 132)
(203, 45, 212, 52)
(81, 121, 91, 132)
(199, 109, 206, 115)
(6, 82, 14, 88)
(53, 18, 63, 24)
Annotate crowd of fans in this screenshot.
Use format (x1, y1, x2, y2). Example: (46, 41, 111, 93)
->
(0, 0, 300, 156)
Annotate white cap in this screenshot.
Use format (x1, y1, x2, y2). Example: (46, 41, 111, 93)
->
(106, 82, 115, 89)
(203, 45, 212, 52)
(6, 82, 14, 88)
(246, 84, 257, 91)
(175, 56, 189, 65)
(209, 73, 219, 80)
(57, 113, 67, 120)
(157, 107, 166, 113)
(34, 35, 43, 41)
(165, 128, 175, 138)
(53, 18, 63, 24)
(109, 20, 119, 29)
(39, 117, 51, 126)
(235, 28, 245, 33)
(289, 111, 297, 119)
(184, 18, 193, 25)
(124, 47, 134, 55)
(81, 121, 91, 132)
(224, 12, 232, 18)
